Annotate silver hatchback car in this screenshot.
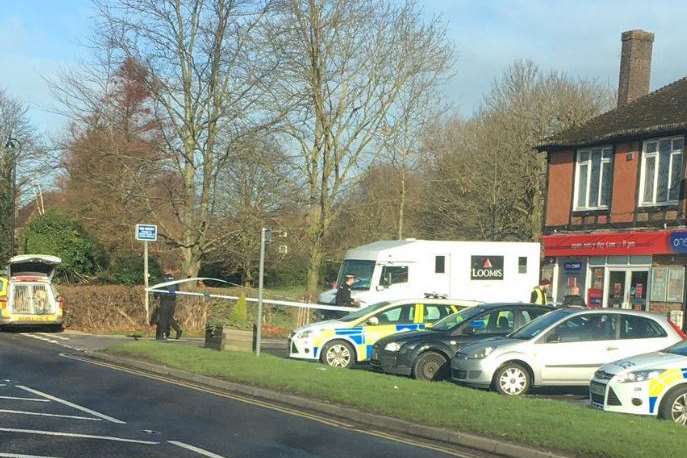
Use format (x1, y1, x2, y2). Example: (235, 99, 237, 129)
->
(450, 308, 684, 396)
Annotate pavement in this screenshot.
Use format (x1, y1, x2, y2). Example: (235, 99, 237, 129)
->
(0, 329, 499, 458)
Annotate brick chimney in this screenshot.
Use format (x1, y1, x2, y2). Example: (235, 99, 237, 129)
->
(617, 29, 654, 107)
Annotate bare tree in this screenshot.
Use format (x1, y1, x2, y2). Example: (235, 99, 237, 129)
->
(88, 0, 277, 277)
(209, 133, 298, 285)
(0, 89, 49, 262)
(421, 60, 615, 242)
(265, 0, 453, 295)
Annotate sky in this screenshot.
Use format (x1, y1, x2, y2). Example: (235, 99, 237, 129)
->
(2, 0, 687, 137)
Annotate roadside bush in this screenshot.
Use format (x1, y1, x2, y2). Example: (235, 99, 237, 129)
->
(22, 209, 107, 282)
(59, 285, 295, 336)
(109, 252, 163, 285)
(228, 293, 248, 323)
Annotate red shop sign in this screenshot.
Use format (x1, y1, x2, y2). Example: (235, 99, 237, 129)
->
(543, 231, 671, 257)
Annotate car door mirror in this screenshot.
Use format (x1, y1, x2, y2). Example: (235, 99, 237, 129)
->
(376, 285, 385, 291)
(367, 316, 379, 326)
(546, 333, 561, 344)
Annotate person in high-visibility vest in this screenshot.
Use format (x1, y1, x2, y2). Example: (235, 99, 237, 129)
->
(530, 278, 551, 305)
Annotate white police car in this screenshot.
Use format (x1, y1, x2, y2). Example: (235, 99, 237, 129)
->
(591, 337, 687, 425)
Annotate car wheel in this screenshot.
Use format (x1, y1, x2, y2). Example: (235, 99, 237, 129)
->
(494, 362, 531, 396)
(413, 352, 449, 381)
(322, 340, 356, 369)
(659, 385, 687, 425)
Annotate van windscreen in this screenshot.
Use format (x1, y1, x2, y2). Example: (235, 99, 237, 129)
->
(337, 260, 375, 291)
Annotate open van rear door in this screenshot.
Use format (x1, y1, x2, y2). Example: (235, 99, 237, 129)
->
(9, 255, 62, 280)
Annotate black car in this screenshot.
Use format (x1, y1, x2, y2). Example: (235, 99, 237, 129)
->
(370, 303, 552, 381)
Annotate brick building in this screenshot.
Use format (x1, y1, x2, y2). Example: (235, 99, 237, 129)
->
(538, 30, 687, 327)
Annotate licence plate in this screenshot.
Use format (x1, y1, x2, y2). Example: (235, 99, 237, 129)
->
(15, 314, 55, 322)
(590, 382, 606, 396)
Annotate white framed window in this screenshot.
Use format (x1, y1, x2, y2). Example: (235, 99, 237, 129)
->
(639, 136, 684, 206)
(574, 146, 612, 210)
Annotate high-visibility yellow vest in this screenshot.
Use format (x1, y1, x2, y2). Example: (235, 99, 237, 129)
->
(532, 287, 545, 305)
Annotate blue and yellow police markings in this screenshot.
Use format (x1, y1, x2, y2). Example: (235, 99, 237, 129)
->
(648, 368, 687, 413)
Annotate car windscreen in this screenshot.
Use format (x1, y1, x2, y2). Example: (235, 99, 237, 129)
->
(339, 301, 390, 322)
(431, 306, 486, 331)
(337, 260, 375, 291)
(508, 308, 575, 340)
(666, 340, 687, 356)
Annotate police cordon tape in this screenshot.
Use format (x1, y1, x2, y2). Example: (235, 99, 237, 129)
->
(146, 277, 357, 312)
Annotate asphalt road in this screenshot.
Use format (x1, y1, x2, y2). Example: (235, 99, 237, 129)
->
(0, 330, 493, 458)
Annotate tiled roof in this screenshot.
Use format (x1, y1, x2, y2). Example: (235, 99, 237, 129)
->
(540, 76, 687, 149)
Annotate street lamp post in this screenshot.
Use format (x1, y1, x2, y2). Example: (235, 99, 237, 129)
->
(255, 228, 287, 357)
(4, 137, 18, 258)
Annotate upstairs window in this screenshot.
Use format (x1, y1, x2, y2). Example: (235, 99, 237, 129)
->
(574, 147, 612, 210)
(639, 136, 684, 206)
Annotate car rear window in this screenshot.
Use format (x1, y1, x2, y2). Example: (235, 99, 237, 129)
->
(620, 315, 667, 339)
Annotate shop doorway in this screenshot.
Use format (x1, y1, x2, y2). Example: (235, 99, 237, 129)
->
(606, 269, 649, 309)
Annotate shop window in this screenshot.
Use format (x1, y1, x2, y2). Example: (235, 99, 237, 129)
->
(557, 259, 586, 305)
(591, 268, 605, 290)
(639, 136, 684, 206)
(518, 257, 527, 274)
(607, 256, 628, 265)
(650, 267, 685, 302)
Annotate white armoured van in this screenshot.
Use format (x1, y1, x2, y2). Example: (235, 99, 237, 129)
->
(319, 240, 541, 306)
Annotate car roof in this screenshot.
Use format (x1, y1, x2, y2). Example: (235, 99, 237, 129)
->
(386, 298, 483, 305)
(477, 302, 552, 309)
(556, 307, 669, 320)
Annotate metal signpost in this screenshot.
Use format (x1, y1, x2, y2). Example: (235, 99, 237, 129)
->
(135, 224, 158, 323)
(255, 228, 287, 357)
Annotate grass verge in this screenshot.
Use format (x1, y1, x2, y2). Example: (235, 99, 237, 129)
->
(108, 341, 686, 458)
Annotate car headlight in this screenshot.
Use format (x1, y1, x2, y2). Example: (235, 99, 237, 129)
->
(615, 369, 663, 383)
(297, 330, 313, 339)
(384, 342, 402, 352)
(467, 346, 495, 359)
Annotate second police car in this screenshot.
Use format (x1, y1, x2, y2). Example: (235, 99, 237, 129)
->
(289, 299, 479, 368)
(591, 335, 687, 425)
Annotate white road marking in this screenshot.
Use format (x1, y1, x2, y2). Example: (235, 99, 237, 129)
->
(38, 333, 69, 341)
(0, 428, 158, 445)
(0, 384, 6, 387)
(20, 334, 84, 352)
(0, 453, 60, 458)
(20, 334, 60, 345)
(168, 441, 227, 458)
(0, 409, 102, 421)
(16, 386, 125, 424)
(0, 396, 49, 403)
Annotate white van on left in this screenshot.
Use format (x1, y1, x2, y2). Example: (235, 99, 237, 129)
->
(0, 255, 64, 329)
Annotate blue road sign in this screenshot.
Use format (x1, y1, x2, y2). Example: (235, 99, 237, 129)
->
(135, 224, 158, 242)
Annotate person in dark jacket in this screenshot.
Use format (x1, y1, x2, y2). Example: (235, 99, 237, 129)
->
(335, 274, 357, 307)
(153, 272, 183, 340)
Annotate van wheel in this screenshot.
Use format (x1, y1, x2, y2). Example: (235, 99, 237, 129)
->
(494, 362, 531, 396)
(413, 352, 448, 381)
(659, 385, 687, 425)
(322, 340, 356, 369)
